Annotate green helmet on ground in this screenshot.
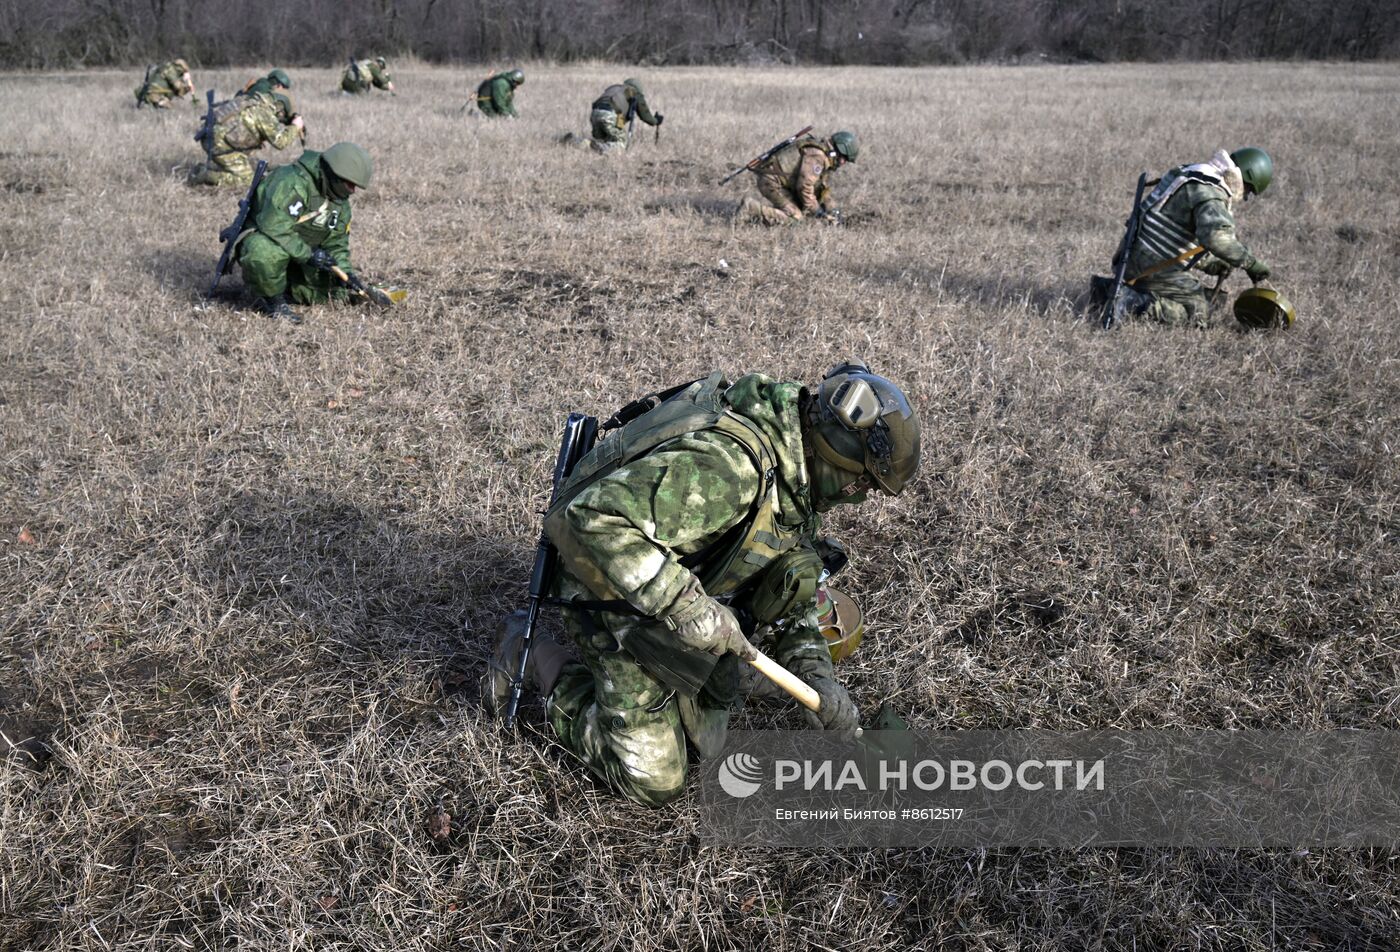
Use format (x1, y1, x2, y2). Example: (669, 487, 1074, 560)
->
(269, 69, 292, 89)
(1230, 146, 1272, 196)
(830, 131, 859, 163)
(507, 68, 525, 85)
(623, 77, 643, 95)
(322, 142, 373, 189)
(808, 360, 920, 499)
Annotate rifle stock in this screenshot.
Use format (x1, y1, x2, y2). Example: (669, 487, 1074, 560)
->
(504, 413, 599, 728)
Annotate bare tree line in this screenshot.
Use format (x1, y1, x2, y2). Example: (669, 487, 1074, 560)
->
(1, 0, 1397, 68)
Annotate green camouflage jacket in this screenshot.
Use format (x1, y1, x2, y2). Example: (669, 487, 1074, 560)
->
(476, 74, 518, 117)
(546, 374, 834, 691)
(241, 76, 281, 99)
(136, 61, 192, 106)
(247, 150, 353, 272)
(592, 83, 659, 126)
(343, 59, 392, 93)
(1127, 166, 1257, 280)
(208, 93, 300, 155)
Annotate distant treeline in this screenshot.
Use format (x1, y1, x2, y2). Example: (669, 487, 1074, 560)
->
(2, 0, 1398, 68)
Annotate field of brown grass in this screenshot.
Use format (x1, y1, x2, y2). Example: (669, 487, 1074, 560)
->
(2, 61, 1399, 950)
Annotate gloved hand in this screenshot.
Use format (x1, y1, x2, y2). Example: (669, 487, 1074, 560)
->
(802, 675, 860, 732)
(665, 579, 752, 658)
(655, 113, 664, 125)
(1197, 256, 1230, 277)
(307, 248, 337, 273)
(1244, 257, 1271, 283)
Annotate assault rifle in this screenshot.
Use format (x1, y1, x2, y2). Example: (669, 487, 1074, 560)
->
(719, 125, 814, 186)
(504, 412, 599, 728)
(194, 89, 216, 166)
(207, 159, 267, 297)
(1102, 171, 1149, 330)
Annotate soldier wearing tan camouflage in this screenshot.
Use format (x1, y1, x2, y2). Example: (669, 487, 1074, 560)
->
(135, 59, 193, 109)
(485, 363, 920, 807)
(341, 58, 395, 95)
(740, 130, 858, 225)
(188, 92, 305, 188)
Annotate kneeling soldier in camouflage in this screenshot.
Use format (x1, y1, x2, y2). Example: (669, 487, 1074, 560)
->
(341, 57, 395, 95)
(486, 363, 920, 807)
(587, 77, 662, 153)
(231, 142, 372, 323)
(189, 92, 304, 188)
(740, 130, 857, 225)
(1100, 147, 1275, 327)
(135, 59, 194, 109)
(476, 68, 525, 118)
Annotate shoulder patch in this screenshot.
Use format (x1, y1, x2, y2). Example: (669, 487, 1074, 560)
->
(288, 200, 304, 217)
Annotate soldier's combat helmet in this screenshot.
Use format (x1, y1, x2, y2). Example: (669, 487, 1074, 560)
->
(375, 57, 388, 68)
(806, 360, 920, 507)
(623, 77, 643, 95)
(507, 68, 525, 86)
(1230, 146, 1272, 196)
(272, 92, 296, 123)
(321, 142, 373, 192)
(830, 131, 859, 163)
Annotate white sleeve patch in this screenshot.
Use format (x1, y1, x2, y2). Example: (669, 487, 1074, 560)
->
(288, 200, 304, 216)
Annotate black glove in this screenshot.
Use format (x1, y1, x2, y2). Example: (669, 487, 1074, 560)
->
(654, 113, 664, 125)
(1244, 257, 1271, 283)
(802, 676, 860, 732)
(1197, 256, 1230, 277)
(307, 248, 337, 273)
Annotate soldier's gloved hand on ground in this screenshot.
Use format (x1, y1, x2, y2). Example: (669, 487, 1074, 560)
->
(307, 248, 337, 273)
(1244, 257, 1272, 283)
(655, 113, 664, 125)
(802, 676, 860, 732)
(665, 578, 752, 658)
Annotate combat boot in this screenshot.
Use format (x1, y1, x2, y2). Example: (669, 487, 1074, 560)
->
(481, 609, 571, 713)
(260, 293, 303, 325)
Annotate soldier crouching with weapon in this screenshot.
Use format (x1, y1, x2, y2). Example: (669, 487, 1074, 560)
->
(729, 128, 858, 226)
(484, 363, 919, 807)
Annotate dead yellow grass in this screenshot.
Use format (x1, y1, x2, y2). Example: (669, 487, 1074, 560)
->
(2, 62, 1399, 950)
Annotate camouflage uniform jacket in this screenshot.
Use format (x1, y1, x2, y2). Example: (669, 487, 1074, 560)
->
(592, 84, 659, 127)
(476, 74, 518, 117)
(1126, 162, 1259, 282)
(545, 373, 836, 696)
(240, 150, 353, 274)
(343, 59, 392, 93)
(205, 93, 300, 155)
(757, 137, 836, 214)
(240, 76, 280, 99)
(136, 61, 192, 107)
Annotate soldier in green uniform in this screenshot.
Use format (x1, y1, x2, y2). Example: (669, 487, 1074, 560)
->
(189, 92, 305, 188)
(740, 131, 857, 225)
(239, 69, 293, 100)
(341, 57, 395, 95)
(485, 362, 921, 807)
(232, 142, 373, 324)
(587, 77, 662, 152)
(476, 68, 525, 118)
(135, 59, 194, 109)
(1104, 147, 1274, 327)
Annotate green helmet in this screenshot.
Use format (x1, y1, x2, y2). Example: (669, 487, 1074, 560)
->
(623, 77, 643, 95)
(321, 142, 373, 189)
(830, 131, 859, 163)
(507, 68, 525, 86)
(375, 57, 387, 68)
(808, 360, 920, 499)
(269, 68, 292, 89)
(272, 91, 296, 122)
(1230, 146, 1272, 196)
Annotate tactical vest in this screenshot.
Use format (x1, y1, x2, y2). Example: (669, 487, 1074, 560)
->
(217, 97, 270, 151)
(1133, 165, 1230, 272)
(547, 372, 808, 602)
(760, 137, 823, 180)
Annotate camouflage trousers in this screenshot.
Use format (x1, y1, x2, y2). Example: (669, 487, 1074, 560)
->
(1134, 271, 1212, 328)
(548, 606, 694, 808)
(236, 233, 348, 304)
(187, 150, 256, 188)
(589, 108, 626, 153)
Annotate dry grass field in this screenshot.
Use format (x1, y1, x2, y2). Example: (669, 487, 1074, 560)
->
(2, 60, 1400, 950)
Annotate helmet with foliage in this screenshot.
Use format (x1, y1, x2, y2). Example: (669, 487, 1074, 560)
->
(1230, 146, 1272, 196)
(806, 360, 920, 508)
(321, 141, 373, 189)
(173, 58, 190, 73)
(269, 68, 292, 89)
(507, 68, 525, 86)
(830, 131, 859, 163)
